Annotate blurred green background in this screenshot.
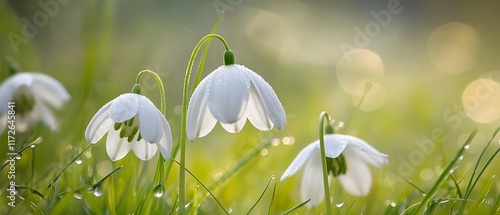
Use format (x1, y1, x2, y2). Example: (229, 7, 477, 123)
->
(1, 0, 499, 214)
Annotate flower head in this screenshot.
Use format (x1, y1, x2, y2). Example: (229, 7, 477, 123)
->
(0, 72, 70, 133)
(280, 134, 388, 207)
(85, 93, 172, 161)
(186, 64, 286, 141)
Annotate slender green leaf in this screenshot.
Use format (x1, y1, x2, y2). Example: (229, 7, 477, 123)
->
(282, 199, 311, 215)
(412, 129, 477, 214)
(246, 175, 275, 214)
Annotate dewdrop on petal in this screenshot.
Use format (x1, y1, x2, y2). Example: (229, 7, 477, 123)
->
(85, 84, 173, 161)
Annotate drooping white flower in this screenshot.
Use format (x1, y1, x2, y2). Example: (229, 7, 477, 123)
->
(280, 134, 388, 207)
(186, 64, 286, 141)
(0, 72, 70, 133)
(85, 93, 173, 161)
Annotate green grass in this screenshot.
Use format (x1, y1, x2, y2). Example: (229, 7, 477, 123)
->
(1, 1, 500, 214)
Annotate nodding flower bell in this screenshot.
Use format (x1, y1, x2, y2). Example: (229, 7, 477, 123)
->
(0, 72, 70, 133)
(85, 85, 173, 161)
(186, 50, 286, 141)
(280, 134, 388, 207)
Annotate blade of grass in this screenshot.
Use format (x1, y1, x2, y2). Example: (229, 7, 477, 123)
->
(246, 175, 275, 215)
(450, 174, 463, 198)
(490, 189, 500, 215)
(90, 165, 123, 192)
(282, 199, 311, 215)
(463, 127, 500, 197)
(172, 159, 230, 215)
(470, 175, 494, 214)
(459, 128, 500, 213)
(412, 129, 477, 214)
(47, 143, 93, 188)
(344, 200, 356, 214)
(268, 183, 277, 215)
(403, 179, 426, 196)
(1, 137, 42, 172)
(108, 175, 117, 215)
(15, 185, 45, 199)
(201, 140, 273, 203)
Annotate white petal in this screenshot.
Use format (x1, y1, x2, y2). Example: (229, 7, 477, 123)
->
(322, 134, 349, 159)
(187, 79, 216, 141)
(156, 113, 173, 159)
(0, 73, 33, 114)
(337, 147, 372, 196)
(133, 141, 158, 161)
(137, 95, 162, 143)
(301, 150, 329, 207)
(207, 65, 250, 124)
(243, 66, 286, 130)
(340, 134, 388, 167)
(109, 94, 139, 123)
(106, 128, 134, 161)
(246, 84, 273, 130)
(197, 106, 217, 138)
(33, 102, 57, 131)
(85, 100, 114, 143)
(220, 116, 247, 133)
(31, 73, 70, 108)
(280, 143, 317, 181)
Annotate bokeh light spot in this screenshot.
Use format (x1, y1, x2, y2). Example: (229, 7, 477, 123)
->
(462, 78, 500, 123)
(282, 136, 295, 145)
(336, 49, 384, 96)
(428, 22, 480, 74)
(246, 10, 299, 60)
(419, 168, 434, 181)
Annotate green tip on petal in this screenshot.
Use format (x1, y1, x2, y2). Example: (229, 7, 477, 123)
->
(224, 50, 235, 65)
(326, 154, 347, 177)
(131, 84, 142, 94)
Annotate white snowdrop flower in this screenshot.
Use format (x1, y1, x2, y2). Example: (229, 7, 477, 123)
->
(0, 72, 70, 133)
(85, 93, 173, 161)
(186, 51, 286, 141)
(280, 134, 388, 207)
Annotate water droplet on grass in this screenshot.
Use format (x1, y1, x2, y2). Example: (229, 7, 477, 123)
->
(75, 159, 82, 165)
(73, 193, 83, 200)
(458, 155, 464, 161)
(153, 184, 165, 198)
(390, 202, 397, 207)
(30, 144, 36, 148)
(464, 144, 470, 149)
(93, 188, 102, 197)
(336, 202, 344, 208)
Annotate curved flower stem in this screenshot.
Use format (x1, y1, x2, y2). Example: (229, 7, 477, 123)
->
(318, 111, 333, 214)
(194, 15, 223, 89)
(135, 70, 167, 192)
(136, 70, 166, 115)
(179, 34, 230, 214)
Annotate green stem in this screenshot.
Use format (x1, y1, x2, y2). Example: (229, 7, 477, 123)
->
(318, 111, 333, 214)
(135, 70, 167, 196)
(136, 70, 166, 115)
(179, 34, 230, 214)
